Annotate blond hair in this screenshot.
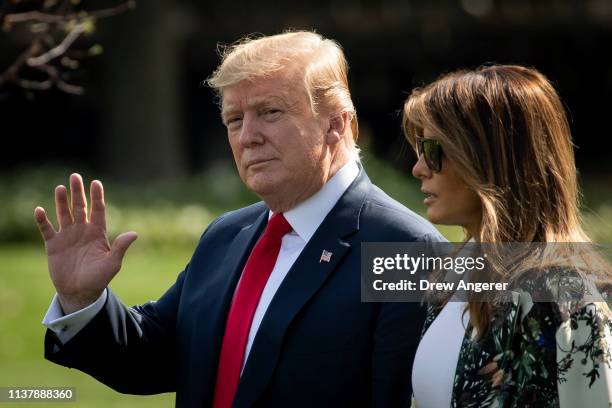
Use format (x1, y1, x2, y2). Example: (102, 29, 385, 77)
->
(207, 31, 359, 144)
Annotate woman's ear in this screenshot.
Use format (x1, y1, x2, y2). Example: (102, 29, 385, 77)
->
(326, 112, 348, 145)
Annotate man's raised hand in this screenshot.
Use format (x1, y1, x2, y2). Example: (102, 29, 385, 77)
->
(34, 173, 138, 314)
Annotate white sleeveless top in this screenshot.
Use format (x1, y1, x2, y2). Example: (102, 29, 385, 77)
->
(412, 301, 469, 408)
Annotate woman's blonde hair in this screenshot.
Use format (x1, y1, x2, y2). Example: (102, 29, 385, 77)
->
(207, 30, 359, 142)
(403, 65, 609, 334)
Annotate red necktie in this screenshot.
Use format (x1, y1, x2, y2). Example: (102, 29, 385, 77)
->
(212, 213, 292, 408)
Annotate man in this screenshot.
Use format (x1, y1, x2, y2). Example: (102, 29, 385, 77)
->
(36, 31, 442, 407)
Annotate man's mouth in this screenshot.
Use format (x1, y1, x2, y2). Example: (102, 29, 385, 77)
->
(246, 158, 274, 168)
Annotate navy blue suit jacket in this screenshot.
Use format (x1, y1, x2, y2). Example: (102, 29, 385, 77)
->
(45, 169, 443, 407)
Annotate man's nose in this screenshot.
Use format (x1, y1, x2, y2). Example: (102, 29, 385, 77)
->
(239, 113, 264, 147)
(412, 154, 432, 180)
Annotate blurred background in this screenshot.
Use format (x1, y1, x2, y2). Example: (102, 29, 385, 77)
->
(1, 0, 611, 406)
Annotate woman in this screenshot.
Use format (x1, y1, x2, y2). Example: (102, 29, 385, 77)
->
(403, 65, 612, 407)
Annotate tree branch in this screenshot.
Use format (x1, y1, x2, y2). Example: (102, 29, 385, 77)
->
(0, 0, 136, 95)
(17, 63, 84, 95)
(0, 41, 41, 87)
(3, 1, 136, 26)
(27, 22, 87, 67)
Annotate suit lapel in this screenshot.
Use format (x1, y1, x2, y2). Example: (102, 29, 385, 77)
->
(233, 170, 371, 407)
(191, 207, 269, 403)
(210, 210, 269, 301)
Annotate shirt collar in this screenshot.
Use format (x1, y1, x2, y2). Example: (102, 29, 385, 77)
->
(270, 160, 359, 243)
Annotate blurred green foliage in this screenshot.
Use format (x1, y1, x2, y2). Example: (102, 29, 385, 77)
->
(2, 156, 610, 245)
(0, 154, 469, 245)
(580, 177, 612, 244)
(0, 162, 256, 246)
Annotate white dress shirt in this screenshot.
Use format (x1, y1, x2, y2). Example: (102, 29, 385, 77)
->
(43, 160, 360, 370)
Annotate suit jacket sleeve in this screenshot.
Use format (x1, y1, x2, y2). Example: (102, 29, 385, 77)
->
(42, 214, 228, 395)
(371, 233, 442, 407)
(44, 270, 185, 395)
(371, 300, 427, 407)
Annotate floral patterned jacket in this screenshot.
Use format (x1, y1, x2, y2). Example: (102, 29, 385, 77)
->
(412, 270, 612, 408)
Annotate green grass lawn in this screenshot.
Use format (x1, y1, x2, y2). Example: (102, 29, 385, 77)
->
(0, 243, 195, 407)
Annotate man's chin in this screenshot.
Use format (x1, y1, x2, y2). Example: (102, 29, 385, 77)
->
(246, 179, 283, 199)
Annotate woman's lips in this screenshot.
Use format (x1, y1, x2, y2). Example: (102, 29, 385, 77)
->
(421, 189, 438, 205)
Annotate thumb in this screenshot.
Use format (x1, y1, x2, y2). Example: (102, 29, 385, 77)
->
(111, 231, 138, 265)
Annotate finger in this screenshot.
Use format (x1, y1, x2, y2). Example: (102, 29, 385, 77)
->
(110, 231, 138, 266)
(55, 185, 73, 229)
(34, 207, 56, 241)
(89, 180, 106, 229)
(70, 173, 88, 224)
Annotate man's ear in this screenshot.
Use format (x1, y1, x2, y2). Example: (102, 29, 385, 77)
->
(326, 112, 349, 145)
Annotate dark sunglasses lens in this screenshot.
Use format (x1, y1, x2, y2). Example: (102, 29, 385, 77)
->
(416, 139, 441, 172)
(423, 140, 441, 172)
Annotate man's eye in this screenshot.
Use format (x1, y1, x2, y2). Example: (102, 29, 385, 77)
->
(263, 109, 281, 118)
(225, 117, 242, 127)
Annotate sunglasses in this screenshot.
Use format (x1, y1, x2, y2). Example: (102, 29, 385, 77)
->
(415, 137, 443, 172)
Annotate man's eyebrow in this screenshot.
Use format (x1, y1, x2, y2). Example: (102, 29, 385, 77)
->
(222, 95, 292, 115)
(257, 95, 289, 105)
(221, 106, 240, 118)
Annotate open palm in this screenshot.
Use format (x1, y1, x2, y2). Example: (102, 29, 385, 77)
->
(35, 174, 137, 314)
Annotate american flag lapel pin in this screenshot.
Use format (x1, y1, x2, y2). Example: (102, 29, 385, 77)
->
(319, 249, 333, 263)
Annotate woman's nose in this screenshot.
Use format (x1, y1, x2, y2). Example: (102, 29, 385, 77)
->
(412, 154, 432, 180)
